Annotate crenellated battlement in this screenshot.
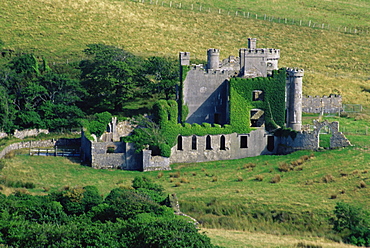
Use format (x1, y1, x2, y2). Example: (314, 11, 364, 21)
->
(179, 52, 190, 66)
(241, 48, 280, 56)
(287, 67, 304, 77)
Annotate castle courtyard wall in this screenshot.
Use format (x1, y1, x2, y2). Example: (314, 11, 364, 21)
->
(170, 128, 276, 163)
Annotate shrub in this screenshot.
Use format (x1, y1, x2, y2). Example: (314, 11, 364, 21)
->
(330, 194, 337, 199)
(322, 174, 335, 183)
(255, 175, 264, 181)
(278, 162, 291, 172)
(270, 175, 281, 183)
(174, 182, 181, 187)
(359, 181, 367, 188)
(242, 163, 256, 170)
(191, 172, 197, 176)
(157, 172, 164, 178)
(180, 177, 189, 184)
(212, 177, 218, 182)
(296, 242, 322, 248)
(237, 176, 243, 182)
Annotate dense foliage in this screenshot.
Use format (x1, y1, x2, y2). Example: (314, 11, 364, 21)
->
(0, 177, 219, 247)
(0, 44, 178, 134)
(229, 69, 286, 131)
(332, 202, 370, 246)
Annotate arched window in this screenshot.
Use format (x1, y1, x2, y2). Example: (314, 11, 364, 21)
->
(206, 135, 212, 150)
(220, 135, 226, 150)
(177, 136, 183, 150)
(192, 135, 197, 150)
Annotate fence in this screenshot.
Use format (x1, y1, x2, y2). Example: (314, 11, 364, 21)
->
(29, 147, 80, 157)
(130, 0, 369, 36)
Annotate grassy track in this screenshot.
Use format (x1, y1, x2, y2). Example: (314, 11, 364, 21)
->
(1, 0, 370, 105)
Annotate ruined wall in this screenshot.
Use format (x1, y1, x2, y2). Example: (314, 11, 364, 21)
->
(278, 120, 351, 154)
(13, 129, 49, 139)
(143, 150, 171, 172)
(0, 139, 75, 159)
(170, 128, 276, 163)
(302, 95, 342, 114)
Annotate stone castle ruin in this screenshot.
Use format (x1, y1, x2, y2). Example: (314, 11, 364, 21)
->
(81, 38, 350, 171)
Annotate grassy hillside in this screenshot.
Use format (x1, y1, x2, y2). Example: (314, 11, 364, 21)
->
(0, 113, 369, 247)
(1, 0, 370, 106)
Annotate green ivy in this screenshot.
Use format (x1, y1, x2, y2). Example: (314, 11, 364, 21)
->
(132, 69, 287, 157)
(229, 69, 286, 131)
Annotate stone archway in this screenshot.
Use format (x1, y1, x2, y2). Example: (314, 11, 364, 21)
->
(313, 120, 351, 149)
(318, 125, 332, 149)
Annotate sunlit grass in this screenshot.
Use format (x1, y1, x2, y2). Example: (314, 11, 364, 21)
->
(1, 0, 369, 106)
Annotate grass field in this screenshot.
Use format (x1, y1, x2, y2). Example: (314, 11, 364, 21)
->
(1, 0, 370, 106)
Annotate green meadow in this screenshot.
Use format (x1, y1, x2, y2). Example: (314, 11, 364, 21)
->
(1, 0, 370, 106)
(1, 0, 370, 246)
(1, 114, 369, 247)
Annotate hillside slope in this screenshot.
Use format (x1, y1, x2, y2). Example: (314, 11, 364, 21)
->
(1, 0, 369, 105)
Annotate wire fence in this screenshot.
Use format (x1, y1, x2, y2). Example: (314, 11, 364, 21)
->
(130, 0, 369, 36)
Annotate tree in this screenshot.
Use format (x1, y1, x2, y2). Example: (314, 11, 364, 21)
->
(145, 56, 178, 99)
(80, 44, 147, 113)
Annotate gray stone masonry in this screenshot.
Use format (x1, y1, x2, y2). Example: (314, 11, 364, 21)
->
(302, 95, 342, 114)
(170, 128, 277, 164)
(278, 120, 351, 154)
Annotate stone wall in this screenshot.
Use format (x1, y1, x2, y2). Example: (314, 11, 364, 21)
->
(0, 138, 82, 159)
(81, 132, 170, 171)
(0, 132, 7, 139)
(0, 140, 55, 159)
(182, 66, 231, 125)
(302, 95, 342, 114)
(278, 120, 351, 154)
(13, 129, 49, 139)
(143, 150, 171, 172)
(170, 128, 276, 164)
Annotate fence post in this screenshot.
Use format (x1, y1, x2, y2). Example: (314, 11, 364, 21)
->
(247, 12, 250, 18)
(300, 20, 302, 26)
(308, 20, 311, 27)
(191, 3, 193, 10)
(169, 1, 172, 7)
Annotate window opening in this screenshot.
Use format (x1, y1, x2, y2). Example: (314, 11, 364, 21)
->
(240, 136, 248, 148)
(250, 109, 265, 127)
(267, 136, 274, 152)
(220, 135, 226, 150)
(192, 135, 197, 150)
(252, 90, 264, 101)
(177, 136, 183, 150)
(206, 135, 212, 150)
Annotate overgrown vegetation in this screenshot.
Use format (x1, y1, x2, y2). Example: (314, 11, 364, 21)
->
(0, 177, 219, 247)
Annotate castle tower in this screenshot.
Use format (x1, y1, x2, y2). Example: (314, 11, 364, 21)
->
(239, 38, 280, 78)
(207, 48, 220, 70)
(286, 68, 304, 131)
(179, 52, 190, 66)
(248, 38, 257, 49)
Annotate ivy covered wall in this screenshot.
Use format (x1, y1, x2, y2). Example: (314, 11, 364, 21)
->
(144, 69, 287, 157)
(229, 69, 286, 131)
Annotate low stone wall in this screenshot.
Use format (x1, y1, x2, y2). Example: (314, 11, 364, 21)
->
(143, 150, 171, 172)
(0, 132, 7, 139)
(13, 129, 49, 139)
(302, 95, 342, 114)
(0, 138, 82, 159)
(0, 140, 55, 159)
(278, 120, 351, 154)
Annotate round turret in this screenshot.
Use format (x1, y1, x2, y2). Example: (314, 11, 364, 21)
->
(286, 68, 304, 131)
(207, 48, 220, 70)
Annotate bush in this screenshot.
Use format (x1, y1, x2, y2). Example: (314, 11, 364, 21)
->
(278, 162, 291, 172)
(359, 181, 367, 188)
(255, 175, 264, 181)
(270, 175, 281, 183)
(322, 174, 335, 183)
